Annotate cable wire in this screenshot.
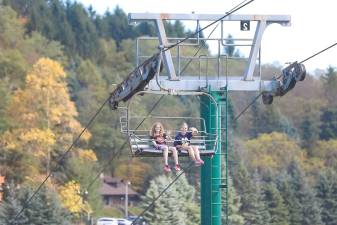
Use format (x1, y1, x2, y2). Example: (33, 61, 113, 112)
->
(299, 42, 337, 64)
(12, 96, 110, 221)
(59, 95, 166, 221)
(84, 95, 165, 191)
(179, 0, 251, 75)
(233, 92, 262, 122)
(179, 23, 220, 76)
(234, 41, 337, 121)
(12, 52, 164, 222)
(130, 162, 195, 225)
(164, 0, 255, 51)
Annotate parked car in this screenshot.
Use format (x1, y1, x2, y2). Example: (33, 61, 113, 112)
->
(117, 218, 132, 225)
(96, 217, 118, 225)
(126, 216, 147, 225)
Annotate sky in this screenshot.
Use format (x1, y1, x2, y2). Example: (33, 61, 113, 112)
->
(78, 0, 337, 74)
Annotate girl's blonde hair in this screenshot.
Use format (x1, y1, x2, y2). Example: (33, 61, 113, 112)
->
(180, 122, 188, 130)
(150, 122, 164, 137)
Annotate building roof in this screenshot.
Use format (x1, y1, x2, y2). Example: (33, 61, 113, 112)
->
(99, 175, 138, 196)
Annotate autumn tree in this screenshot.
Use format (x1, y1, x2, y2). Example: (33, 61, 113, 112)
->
(244, 132, 304, 176)
(311, 139, 337, 170)
(0, 58, 94, 184)
(58, 180, 92, 220)
(114, 159, 151, 192)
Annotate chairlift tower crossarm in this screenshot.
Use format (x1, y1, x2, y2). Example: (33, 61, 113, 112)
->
(129, 13, 291, 91)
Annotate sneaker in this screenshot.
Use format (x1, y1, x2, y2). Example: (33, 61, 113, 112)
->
(174, 164, 181, 172)
(164, 165, 171, 172)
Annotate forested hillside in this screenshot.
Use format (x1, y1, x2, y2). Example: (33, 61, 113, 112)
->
(0, 0, 336, 224)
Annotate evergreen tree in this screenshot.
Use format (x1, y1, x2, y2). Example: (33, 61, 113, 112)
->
(135, 22, 156, 37)
(287, 162, 323, 225)
(0, 186, 71, 225)
(0, 5, 25, 48)
(142, 174, 198, 225)
(277, 174, 302, 225)
(175, 174, 200, 225)
(66, 2, 100, 59)
(227, 97, 236, 130)
(0, 78, 11, 133)
(226, 176, 244, 225)
(300, 104, 320, 149)
(321, 66, 337, 106)
(319, 107, 337, 140)
(0, 182, 26, 225)
(224, 34, 235, 57)
(26, 0, 55, 38)
(264, 183, 289, 225)
(249, 100, 297, 139)
(315, 169, 337, 225)
(102, 6, 133, 46)
(236, 164, 270, 225)
(49, 0, 76, 52)
(249, 101, 260, 138)
(142, 175, 176, 224)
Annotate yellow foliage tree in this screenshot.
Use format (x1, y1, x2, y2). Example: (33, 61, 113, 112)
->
(311, 139, 337, 169)
(58, 180, 92, 217)
(114, 158, 151, 192)
(244, 132, 305, 174)
(1, 58, 93, 182)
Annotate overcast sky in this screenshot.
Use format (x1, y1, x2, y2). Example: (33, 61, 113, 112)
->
(78, 0, 337, 74)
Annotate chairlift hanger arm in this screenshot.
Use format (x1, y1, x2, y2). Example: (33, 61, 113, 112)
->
(108, 53, 162, 110)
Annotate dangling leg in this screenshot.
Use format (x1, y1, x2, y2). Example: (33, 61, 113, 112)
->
(171, 147, 179, 165)
(193, 146, 204, 165)
(163, 146, 171, 172)
(194, 146, 201, 161)
(163, 146, 169, 165)
(171, 147, 181, 171)
(187, 146, 196, 161)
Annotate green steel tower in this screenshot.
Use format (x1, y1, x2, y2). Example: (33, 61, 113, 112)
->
(201, 89, 228, 225)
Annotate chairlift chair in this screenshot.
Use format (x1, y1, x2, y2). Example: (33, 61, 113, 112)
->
(119, 91, 219, 157)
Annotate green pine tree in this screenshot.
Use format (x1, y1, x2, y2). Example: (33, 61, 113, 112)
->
(287, 162, 323, 225)
(224, 34, 235, 57)
(236, 164, 270, 225)
(321, 66, 337, 106)
(142, 174, 198, 225)
(264, 183, 289, 225)
(0, 182, 26, 225)
(315, 169, 337, 225)
(226, 176, 244, 225)
(0, 185, 71, 225)
(320, 107, 337, 140)
(142, 175, 177, 225)
(277, 173, 302, 225)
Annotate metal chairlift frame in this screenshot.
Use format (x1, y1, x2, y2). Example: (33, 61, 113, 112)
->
(124, 90, 219, 157)
(118, 12, 301, 225)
